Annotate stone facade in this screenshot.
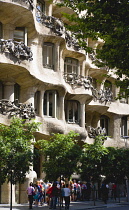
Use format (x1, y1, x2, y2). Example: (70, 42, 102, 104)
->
(0, 0, 129, 204)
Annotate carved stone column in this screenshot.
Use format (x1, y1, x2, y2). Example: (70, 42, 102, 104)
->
(80, 103, 85, 127)
(59, 96, 65, 121)
(110, 114, 121, 147)
(3, 82, 15, 102)
(54, 42, 60, 72)
(39, 90, 45, 117)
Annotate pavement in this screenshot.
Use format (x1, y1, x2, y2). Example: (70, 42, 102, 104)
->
(0, 197, 129, 210)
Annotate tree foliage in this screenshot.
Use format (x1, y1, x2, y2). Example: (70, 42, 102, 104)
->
(101, 147, 129, 183)
(35, 131, 82, 181)
(80, 135, 108, 182)
(60, 0, 129, 97)
(0, 117, 39, 184)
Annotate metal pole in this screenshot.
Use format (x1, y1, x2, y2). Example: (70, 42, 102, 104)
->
(10, 171, 12, 210)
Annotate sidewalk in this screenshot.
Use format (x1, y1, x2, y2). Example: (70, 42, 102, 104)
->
(0, 197, 129, 210)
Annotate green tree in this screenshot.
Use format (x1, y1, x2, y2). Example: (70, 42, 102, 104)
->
(80, 135, 108, 182)
(35, 131, 82, 181)
(59, 0, 129, 97)
(0, 117, 40, 184)
(102, 147, 129, 184)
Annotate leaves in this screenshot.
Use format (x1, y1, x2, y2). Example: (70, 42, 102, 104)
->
(0, 117, 39, 184)
(60, 0, 129, 97)
(35, 131, 82, 181)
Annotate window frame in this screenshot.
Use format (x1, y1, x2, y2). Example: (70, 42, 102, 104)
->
(64, 57, 78, 75)
(14, 27, 27, 44)
(0, 22, 3, 39)
(100, 115, 109, 135)
(37, 0, 45, 13)
(43, 90, 58, 118)
(65, 100, 80, 124)
(43, 42, 54, 70)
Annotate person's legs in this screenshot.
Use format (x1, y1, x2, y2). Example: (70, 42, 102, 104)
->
(53, 196, 57, 209)
(49, 197, 53, 209)
(28, 195, 33, 209)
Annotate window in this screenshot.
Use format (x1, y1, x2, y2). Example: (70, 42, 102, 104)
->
(0, 81, 4, 100)
(37, 0, 45, 13)
(14, 27, 27, 44)
(65, 100, 80, 124)
(14, 83, 20, 101)
(64, 58, 79, 84)
(43, 90, 58, 118)
(120, 116, 127, 137)
(100, 115, 109, 135)
(34, 91, 40, 115)
(0, 22, 2, 39)
(64, 57, 78, 75)
(43, 42, 54, 69)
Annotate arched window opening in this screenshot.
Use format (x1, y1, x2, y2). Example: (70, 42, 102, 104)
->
(43, 90, 59, 118)
(65, 100, 80, 124)
(100, 115, 109, 135)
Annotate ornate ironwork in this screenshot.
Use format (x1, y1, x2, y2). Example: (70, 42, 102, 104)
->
(92, 87, 113, 103)
(36, 8, 80, 50)
(0, 99, 35, 120)
(64, 73, 93, 89)
(36, 7, 64, 36)
(0, 39, 33, 63)
(87, 125, 107, 140)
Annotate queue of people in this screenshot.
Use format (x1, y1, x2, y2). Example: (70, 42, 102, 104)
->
(26, 179, 126, 209)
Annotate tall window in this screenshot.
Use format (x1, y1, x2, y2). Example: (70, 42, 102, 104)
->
(65, 100, 80, 124)
(14, 27, 27, 44)
(64, 58, 79, 84)
(37, 0, 45, 13)
(34, 91, 40, 115)
(0, 22, 2, 39)
(43, 42, 54, 69)
(120, 116, 127, 137)
(100, 115, 109, 135)
(0, 81, 4, 100)
(43, 90, 58, 118)
(64, 57, 78, 75)
(14, 83, 20, 101)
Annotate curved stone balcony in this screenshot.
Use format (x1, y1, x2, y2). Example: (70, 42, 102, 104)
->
(0, 0, 34, 10)
(0, 1, 34, 28)
(36, 7, 81, 52)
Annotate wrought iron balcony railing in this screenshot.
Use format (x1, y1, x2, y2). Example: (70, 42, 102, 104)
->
(0, 99, 35, 120)
(36, 7, 80, 51)
(0, 39, 33, 63)
(64, 73, 113, 103)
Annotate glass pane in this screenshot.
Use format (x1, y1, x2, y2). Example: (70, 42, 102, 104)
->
(49, 92, 53, 116)
(37, 0, 45, 12)
(14, 83, 20, 100)
(67, 65, 72, 73)
(48, 46, 53, 67)
(43, 93, 47, 115)
(0, 22, 2, 39)
(14, 28, 25, 42)
(43, 45, 47, 66)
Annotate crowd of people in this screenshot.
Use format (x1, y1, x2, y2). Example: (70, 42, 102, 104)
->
(26, 179, 125, 209)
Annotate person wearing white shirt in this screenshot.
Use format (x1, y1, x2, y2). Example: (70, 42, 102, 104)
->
(63, 184, 71, 210)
